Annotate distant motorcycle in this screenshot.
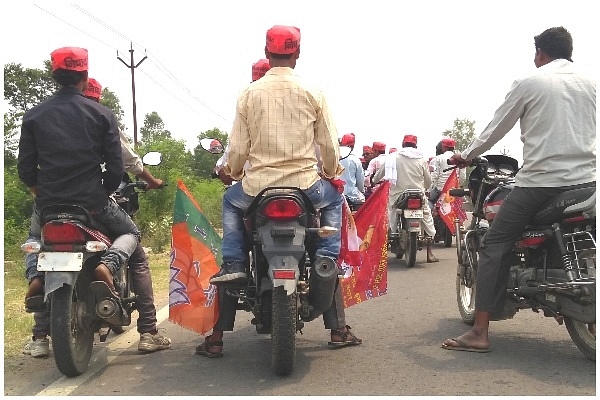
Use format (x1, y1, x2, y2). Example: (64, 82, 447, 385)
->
(388, 189, 428, 268)
(432, 201, 453, 248)
(449, 154, 595, 361)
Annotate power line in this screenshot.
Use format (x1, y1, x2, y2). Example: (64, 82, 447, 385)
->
(69, 4, 229, 124)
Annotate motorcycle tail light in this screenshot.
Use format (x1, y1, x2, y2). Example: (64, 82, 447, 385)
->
(263, 199, 302, 220)
(43, 222, 86, 244)
(272, 269, 296, 280)
(407, 198, 422, 209)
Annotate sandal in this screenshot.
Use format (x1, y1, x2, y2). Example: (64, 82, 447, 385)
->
(195, 335, 223, 358)
(328, 325, 363, 348)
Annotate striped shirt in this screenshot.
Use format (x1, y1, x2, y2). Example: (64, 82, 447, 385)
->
(224, 67, 343, 196)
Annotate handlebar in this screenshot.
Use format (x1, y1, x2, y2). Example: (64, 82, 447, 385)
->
(115, 180, 167, 198)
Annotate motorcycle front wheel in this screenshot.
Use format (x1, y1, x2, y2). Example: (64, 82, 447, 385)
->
(456, 239, 478, 325)
(565, 318, 596, 361)
(271, 286, 297, 376)
(50, 284, 95, 377)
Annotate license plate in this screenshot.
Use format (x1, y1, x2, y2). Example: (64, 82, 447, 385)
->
(37, 252, 83, 272)
(404, 209, 423, 218)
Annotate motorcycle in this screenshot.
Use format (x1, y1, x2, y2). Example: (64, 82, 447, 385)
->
(202, 138, 348, 376)
(21, 152, 163, 377)
(388, 189, 429, 268)
(449, 154, 596, 360)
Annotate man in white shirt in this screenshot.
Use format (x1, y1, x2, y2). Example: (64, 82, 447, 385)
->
(364, 141, 387, 190)
(442, 26, 596, 353)
(372, 135, 438, 262)
(428, 138, 465, 210)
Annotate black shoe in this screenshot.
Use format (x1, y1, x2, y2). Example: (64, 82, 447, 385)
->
(209, 261, 248, 284)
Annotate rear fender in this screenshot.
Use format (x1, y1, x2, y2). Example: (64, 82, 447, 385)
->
(406, 218, 423, 233)
(44, 271, 79, 302)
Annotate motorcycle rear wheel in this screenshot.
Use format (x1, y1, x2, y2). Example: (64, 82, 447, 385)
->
(565, 318, 596, 361)
(271, 286, 297, 376)
(50, 284, 94, 377)
(406, 232, 417, 268)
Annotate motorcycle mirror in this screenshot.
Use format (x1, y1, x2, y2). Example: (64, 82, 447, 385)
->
(142, 151, 162, 166)
(339, 145, 352, 160)
(200, 138, 225, 154)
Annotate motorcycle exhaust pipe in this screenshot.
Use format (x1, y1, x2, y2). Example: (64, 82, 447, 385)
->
(96, 298, 118, 318)
(303, 256, 338, 322)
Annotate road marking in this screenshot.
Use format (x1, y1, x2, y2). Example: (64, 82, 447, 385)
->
(35, 304, 169, 396)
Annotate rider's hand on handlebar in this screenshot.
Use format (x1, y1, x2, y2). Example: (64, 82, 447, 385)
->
(145, 177, 164, 190)
(449, 153, 470, 168)
(216, 167, 234, 186)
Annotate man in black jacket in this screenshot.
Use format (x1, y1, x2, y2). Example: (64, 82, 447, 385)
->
(18, 47, 169, 357)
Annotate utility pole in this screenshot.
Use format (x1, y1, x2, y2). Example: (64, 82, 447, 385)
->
(117, 42, 147, 147)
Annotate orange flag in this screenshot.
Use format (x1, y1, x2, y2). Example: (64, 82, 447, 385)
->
(339, 181, 390, 308)
(436, 169, 467, 235)
(168, 180, 220, 334)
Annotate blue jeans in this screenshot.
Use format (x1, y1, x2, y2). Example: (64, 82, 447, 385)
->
(221, 179, 344, 264)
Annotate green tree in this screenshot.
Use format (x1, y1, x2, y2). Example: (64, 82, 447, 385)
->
(99, 87, 126, 131)
(442, 118, 476, 152)
(190, 128, 228, 178)
(139, 112, 172, 144)
(3, 62, 56, 159)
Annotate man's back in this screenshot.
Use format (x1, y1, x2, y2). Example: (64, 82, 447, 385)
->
(374, 148, 431, 200)
(226, 66, 341, 196)
(340, 153, 365, 201)
(18, 86, 122, 211)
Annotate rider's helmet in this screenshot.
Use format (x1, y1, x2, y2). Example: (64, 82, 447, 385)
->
(252, 58, 271, 82)
(340, 133, 356, 147)
(84, 78, 102, 101)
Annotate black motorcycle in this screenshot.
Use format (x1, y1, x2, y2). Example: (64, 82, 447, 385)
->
(21, 152, 163, 377)
(449, 155, 596, 360)
(202, 139, 347, 376)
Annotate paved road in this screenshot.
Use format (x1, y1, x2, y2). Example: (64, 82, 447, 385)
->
(11, 244, 596, 396)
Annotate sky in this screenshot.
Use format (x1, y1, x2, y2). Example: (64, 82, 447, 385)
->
(2, 0, 598, 165)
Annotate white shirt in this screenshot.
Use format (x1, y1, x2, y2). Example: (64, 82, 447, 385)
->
(430, 150, 466, 190)
(372, 147, 431, 201)
(462, 59, 596, 187)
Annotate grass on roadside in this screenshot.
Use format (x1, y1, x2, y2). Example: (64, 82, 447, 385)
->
(3, 251, 171, 359)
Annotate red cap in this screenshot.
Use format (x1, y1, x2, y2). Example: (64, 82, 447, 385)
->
(372, 142, 386, 152)
(442, 138, 456, 147)
(266, 25, 301, 55)
(50, 47, 88, 72)
(340, 133, 356, 147)
(362, 145, 372, 154)
(402, 135, 417, 145)
(85, 78, 102, 100)
(389, 148, 397, 153)
(252, 59, 270, 82)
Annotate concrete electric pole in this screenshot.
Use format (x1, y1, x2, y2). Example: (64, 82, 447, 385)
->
(117, 42, 147, 147)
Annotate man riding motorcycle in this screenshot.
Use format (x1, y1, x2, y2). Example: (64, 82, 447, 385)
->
(195, 25, 362, 358)
(18, 62, 170, 357)
(372, 134, 438, 263)
(428, 138, 465, 211)
(441, 26, 596, 353)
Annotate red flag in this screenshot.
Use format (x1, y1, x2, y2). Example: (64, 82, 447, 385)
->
(339, 181, 391, 308)
(168, 180, 220, 334)
(436, 169, 467, 235)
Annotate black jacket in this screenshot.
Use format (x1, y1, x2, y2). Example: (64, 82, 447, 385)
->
(18, 86, 123, 211)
